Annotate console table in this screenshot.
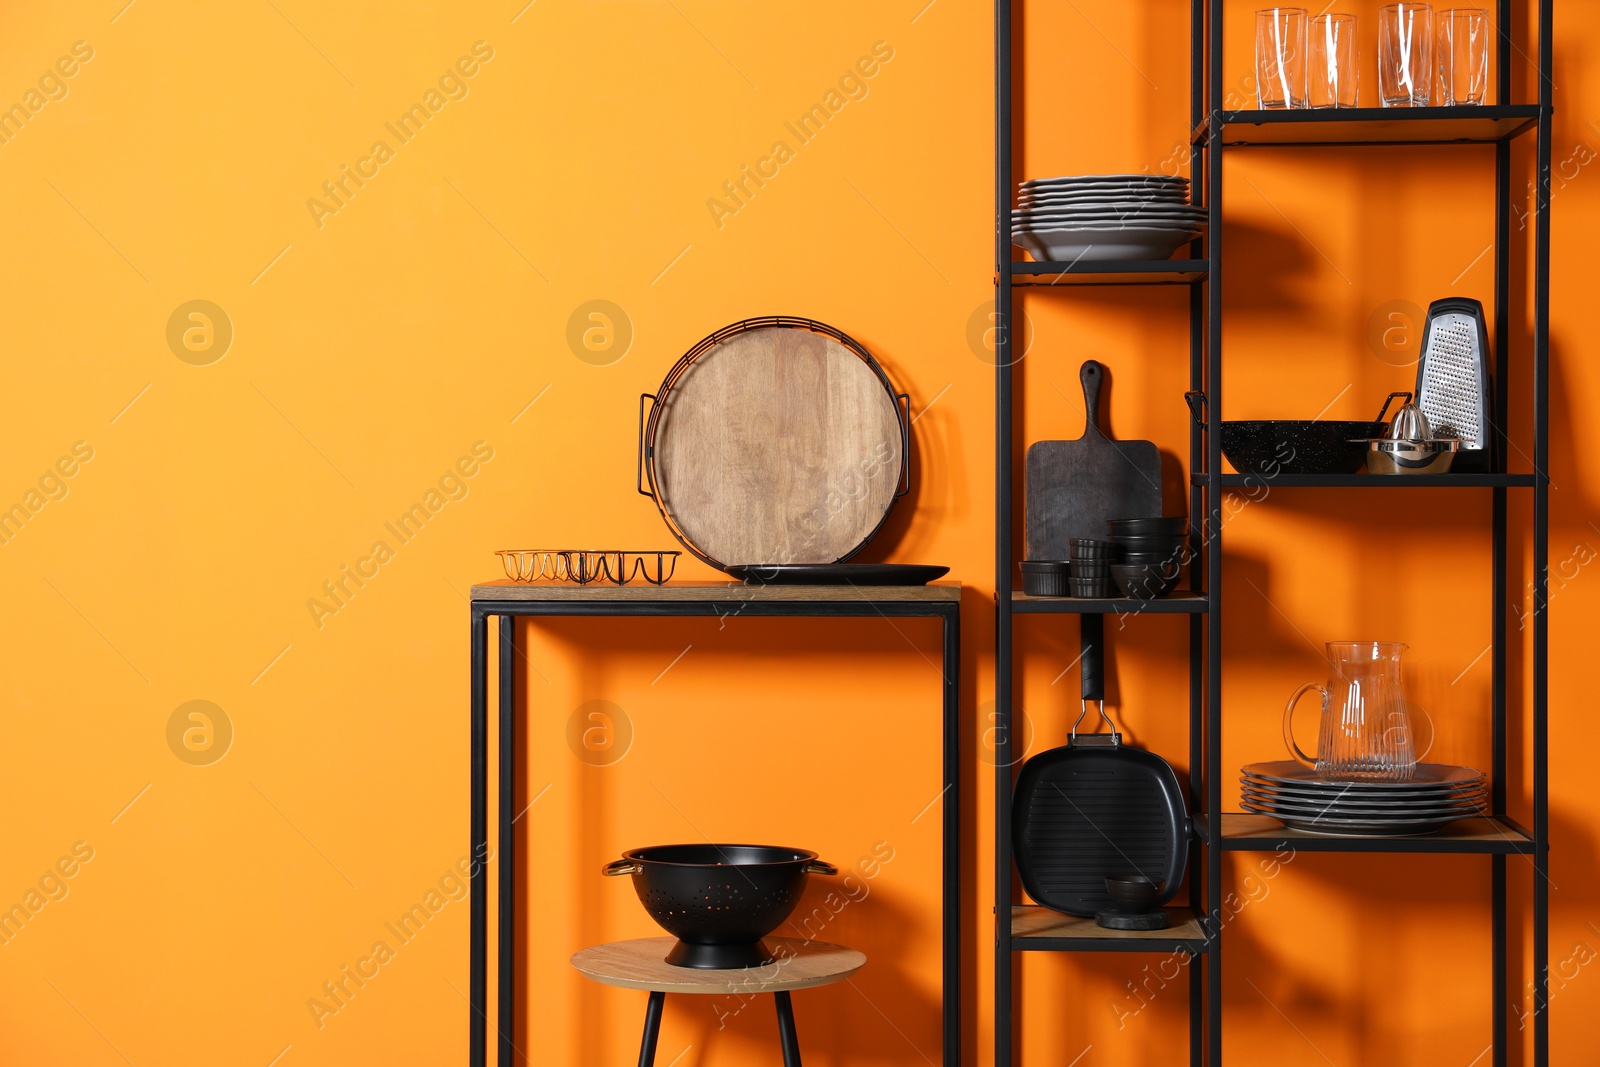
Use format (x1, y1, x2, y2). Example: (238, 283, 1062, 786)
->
(467, 580, 962, 1066)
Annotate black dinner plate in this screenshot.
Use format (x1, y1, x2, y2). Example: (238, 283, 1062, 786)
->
(1242, 761, 1485, 790)
(1239, 789, 1488, 819)
(1239, 800, 1472, 837)
(723, 564, 950, 586)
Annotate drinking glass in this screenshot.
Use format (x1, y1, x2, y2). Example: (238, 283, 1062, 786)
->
(1380, 3, 1434, 107)
(1256, 8, 1308, 109)
(1309, 13, 1359, 108)
(1438, 8, 1489, 105)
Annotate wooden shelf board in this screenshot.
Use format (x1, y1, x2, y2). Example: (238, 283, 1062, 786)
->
(472, 580, 962, 603)
(1201, 814, 1535, 854)
(1010, 259, 1207, 286)
(1011, 905, 1209, 952)
(1011, 591, 1208, 614)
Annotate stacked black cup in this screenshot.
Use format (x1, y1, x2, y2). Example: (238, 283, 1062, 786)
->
(1105, 517, 1188, 599)
(1068, 538, 1117, 597)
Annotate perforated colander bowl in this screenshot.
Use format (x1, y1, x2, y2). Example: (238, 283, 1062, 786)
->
(603, 844, 837, 969)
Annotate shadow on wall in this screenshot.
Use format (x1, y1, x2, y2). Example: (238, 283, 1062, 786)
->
(1217, 218, 1320, 312)
(852, 344, 930, 566)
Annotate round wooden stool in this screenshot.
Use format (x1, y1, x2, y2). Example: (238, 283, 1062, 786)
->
(571, 937, 865, 1067)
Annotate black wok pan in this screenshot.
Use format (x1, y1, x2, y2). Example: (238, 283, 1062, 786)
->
(1184, 391, 1411, 476)
(1011, 615, 1190, 917)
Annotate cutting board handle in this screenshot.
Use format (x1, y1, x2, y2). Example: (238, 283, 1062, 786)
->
(1080, 360, 1105, 440)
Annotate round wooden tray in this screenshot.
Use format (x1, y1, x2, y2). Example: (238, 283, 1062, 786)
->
(570, 937, 865, 994)
(640, 318, 908, 569)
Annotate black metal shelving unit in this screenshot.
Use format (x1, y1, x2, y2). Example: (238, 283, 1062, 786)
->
(994, 2, 1552, 1064)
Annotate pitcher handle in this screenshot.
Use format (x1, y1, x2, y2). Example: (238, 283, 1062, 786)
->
(1283, 682, 1326, 768)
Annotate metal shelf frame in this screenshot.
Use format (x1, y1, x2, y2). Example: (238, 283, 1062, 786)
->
(468, 584, 962, 1067)
(994, 1, 1552, 1064)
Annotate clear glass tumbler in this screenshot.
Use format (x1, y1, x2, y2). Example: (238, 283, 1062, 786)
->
(1380, 3, 1434, 107)
(1256, 7, 1308, 109)
(1309, 13, 1359, 108)
(1438, 8, 1489, 105)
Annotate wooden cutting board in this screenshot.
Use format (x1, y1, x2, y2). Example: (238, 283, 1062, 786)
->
(1025, 360, 1162, 560)
(648, 320, 905, 567)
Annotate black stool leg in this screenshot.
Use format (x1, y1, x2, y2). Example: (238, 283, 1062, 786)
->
(773, 990, 802, 1067)
(637, 991, 665, 1067)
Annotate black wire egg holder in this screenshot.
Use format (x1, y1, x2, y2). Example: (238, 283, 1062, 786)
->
(496, 549, 681, 586)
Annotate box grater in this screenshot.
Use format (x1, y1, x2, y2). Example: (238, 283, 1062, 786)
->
(1415, 297, 1494, 472)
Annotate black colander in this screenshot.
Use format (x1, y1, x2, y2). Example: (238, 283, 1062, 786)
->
(604, 843, 837, 969)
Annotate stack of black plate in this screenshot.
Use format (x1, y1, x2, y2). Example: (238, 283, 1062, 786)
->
(1240, 761, 1488, 836)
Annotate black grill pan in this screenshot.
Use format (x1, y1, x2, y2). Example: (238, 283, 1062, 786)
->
(1012, 615, 1190, 916)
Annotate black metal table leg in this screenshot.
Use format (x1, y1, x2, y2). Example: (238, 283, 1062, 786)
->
(940, 606, 960, 1067)
(498, 616, 516, 1065)
(470, 610, 489, 1067)
(637, 990, 666, 1067)
(774, 990, 802, 1067)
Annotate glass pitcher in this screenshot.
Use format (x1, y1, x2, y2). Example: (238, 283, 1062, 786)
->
(1283, 642, 1417, 780)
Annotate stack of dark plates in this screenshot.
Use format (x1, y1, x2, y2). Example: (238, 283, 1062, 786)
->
(1240, 761, 1489, 836)
(1013, 174, 1205, 263)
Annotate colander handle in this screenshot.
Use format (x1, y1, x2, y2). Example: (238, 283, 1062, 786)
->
(804, 860, 839, 876)
(1183, 390, 1208, 431)
(602, 859, 642, 876)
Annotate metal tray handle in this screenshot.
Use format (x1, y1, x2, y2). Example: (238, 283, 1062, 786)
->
(637, 393, 657, 497)
(896, 392, 911, 498)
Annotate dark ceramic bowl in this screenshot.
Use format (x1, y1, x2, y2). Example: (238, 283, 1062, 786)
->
(1112, 561, 1182, 600)
(1109, 532, 1187, 550)
(1106, 517, 1188, 536)
(1070, 538, 1120, 561)
(1105, 875, 1166, 912)
(1068, 575, 1113, 598)
(1109, 538, 1188, 564)
(1021, 560, 1071, 597)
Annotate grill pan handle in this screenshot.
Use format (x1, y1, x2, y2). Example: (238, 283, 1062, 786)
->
(1081, 614, 1104, 703)
(804, 860, 839, 876)
(1071, 614, 1120, 746)
(636, 393, 657, 497)
(602, 859, 642, 876)
(895, 392, 911, 497)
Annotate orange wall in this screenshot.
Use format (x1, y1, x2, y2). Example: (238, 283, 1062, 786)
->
(0, 2, 1593, 1065)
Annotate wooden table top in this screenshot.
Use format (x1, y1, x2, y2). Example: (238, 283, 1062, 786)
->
(472, 580, 961, 603)
(570, 937, 865, 993)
